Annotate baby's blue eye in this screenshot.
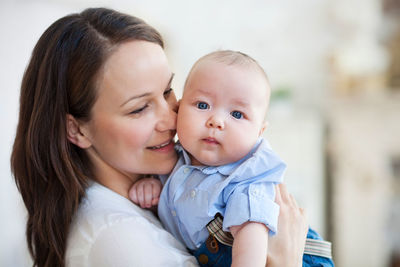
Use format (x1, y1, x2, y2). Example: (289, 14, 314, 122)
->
(231, 111, 243, 119)
(197, 102, 209, 110)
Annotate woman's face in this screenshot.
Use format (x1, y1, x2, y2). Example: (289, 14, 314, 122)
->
(82, 41, 178, 182)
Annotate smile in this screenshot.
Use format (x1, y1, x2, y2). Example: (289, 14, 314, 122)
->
(147, 140, 174, 150)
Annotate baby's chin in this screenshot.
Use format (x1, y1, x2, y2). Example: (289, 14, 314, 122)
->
(189, 153, 236, 167)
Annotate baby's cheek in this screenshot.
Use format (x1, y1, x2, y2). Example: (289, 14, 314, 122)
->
(177, 114, 198, 143)
(229, 132, 257, 159)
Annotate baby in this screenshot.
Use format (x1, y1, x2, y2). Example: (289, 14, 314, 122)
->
(130, 50, 333, 267)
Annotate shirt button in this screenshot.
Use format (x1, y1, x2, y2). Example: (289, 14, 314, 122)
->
(190, 190, 196, 198)
(198, 254, 209, 265)
(171, 210, 177, 217)
(252, 189, 259, 196)
(183, 167, 190, 174)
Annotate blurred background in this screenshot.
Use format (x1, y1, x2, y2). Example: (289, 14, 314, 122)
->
(1, 0, 399, 266)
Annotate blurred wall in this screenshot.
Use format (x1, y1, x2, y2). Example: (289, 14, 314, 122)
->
(1, 0, 396, 266)
(0, 3, 78, 266)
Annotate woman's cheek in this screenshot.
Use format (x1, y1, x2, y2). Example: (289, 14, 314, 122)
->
(129, 125, 153, 148)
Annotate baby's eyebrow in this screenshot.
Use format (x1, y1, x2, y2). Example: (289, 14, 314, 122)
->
(193, 88, 214, 97)
(232, 99, 250, 108)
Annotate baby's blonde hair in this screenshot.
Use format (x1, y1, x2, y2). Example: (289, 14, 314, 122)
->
(186, 50, 270, 87)
(185, 50, 271, 120)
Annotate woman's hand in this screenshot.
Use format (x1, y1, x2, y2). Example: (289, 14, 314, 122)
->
(267, 183, 308, 267)
(128, 177, 162, 209)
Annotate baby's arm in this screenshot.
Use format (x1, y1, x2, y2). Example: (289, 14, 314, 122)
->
(230, 222, 269, 267)
(129, 176, 162, 209)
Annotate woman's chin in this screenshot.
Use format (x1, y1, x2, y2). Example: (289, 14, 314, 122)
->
(153, 157, 178, 175)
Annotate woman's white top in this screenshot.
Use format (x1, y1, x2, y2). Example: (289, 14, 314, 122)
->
(66, 182, 198, 267)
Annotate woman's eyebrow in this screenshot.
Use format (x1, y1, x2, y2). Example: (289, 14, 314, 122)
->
(120, 73, 175, 107)
(120, 92, 151, 107)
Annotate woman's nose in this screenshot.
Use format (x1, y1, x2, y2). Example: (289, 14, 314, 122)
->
(206, 115, 224, 130)
(156, 99, 177, 132)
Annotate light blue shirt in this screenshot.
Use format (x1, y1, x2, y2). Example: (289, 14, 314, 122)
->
(158, 138, 286, 250)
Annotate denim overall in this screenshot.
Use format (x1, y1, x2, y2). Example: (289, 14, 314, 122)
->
(191, 215, 334, 267)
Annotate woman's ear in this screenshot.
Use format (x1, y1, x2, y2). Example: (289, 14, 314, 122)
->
(258, 121, 268, 137)
(66, 114, 92, 149)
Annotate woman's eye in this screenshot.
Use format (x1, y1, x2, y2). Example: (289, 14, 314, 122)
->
(164, 88, 173, 97)
(231, 110, 243, 119)
(129, 104, 148, 115)
(197, 102, 209, 110)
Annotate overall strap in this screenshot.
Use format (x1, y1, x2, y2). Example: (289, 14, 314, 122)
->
(304, 238, 332, 259)
(206, 214, 333, 259)
(206, 214, 233, 246)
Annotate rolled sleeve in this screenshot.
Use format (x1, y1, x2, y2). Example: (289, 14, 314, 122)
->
(223, 183, 279, 234)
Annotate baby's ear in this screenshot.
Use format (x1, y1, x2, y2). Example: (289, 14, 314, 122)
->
(66, 114, 92, 149)
(258, 121, 268, 136)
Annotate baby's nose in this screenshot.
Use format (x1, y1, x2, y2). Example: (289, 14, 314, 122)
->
(206, 115, 224, 130)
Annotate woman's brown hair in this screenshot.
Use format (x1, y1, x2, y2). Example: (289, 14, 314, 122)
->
(10, 8, 163, 267)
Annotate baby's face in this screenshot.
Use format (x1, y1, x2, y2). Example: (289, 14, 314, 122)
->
(177, 59, 269, 166)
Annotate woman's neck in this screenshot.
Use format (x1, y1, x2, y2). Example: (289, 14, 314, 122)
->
(95, 172, 139, 199)
(88, 152, 140, 199)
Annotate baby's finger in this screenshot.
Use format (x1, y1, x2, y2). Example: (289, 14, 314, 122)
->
(129, 186, 138, 204)
(151, 197, 160, 206)
(152, 181, 162, 198)
(137, 183, 146, 208)
(144, 183, 153, 208)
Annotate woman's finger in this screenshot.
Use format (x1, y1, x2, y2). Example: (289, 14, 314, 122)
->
(299, 207, 307, 217)
(289, 193, 299, 208)
(275, 184, 282, 204)
(277, 183, 290, 203)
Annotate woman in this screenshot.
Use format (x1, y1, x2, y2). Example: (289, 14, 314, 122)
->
(11, 8, 308, 267)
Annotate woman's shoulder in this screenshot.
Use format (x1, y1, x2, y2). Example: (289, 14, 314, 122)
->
(78, 182, 161, 225)
(69, 182, 163, 235)
(66, 182, 172, 266)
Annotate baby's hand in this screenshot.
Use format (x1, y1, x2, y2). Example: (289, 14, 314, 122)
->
(129, 176, 162, 209)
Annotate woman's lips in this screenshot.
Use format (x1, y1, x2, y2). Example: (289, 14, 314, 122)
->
(147, 140, 175, 152)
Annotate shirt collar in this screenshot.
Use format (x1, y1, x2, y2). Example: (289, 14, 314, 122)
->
(176, 138, 263, 176)
(176, 143, 191, 165)
(176, 144, 210, 172)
